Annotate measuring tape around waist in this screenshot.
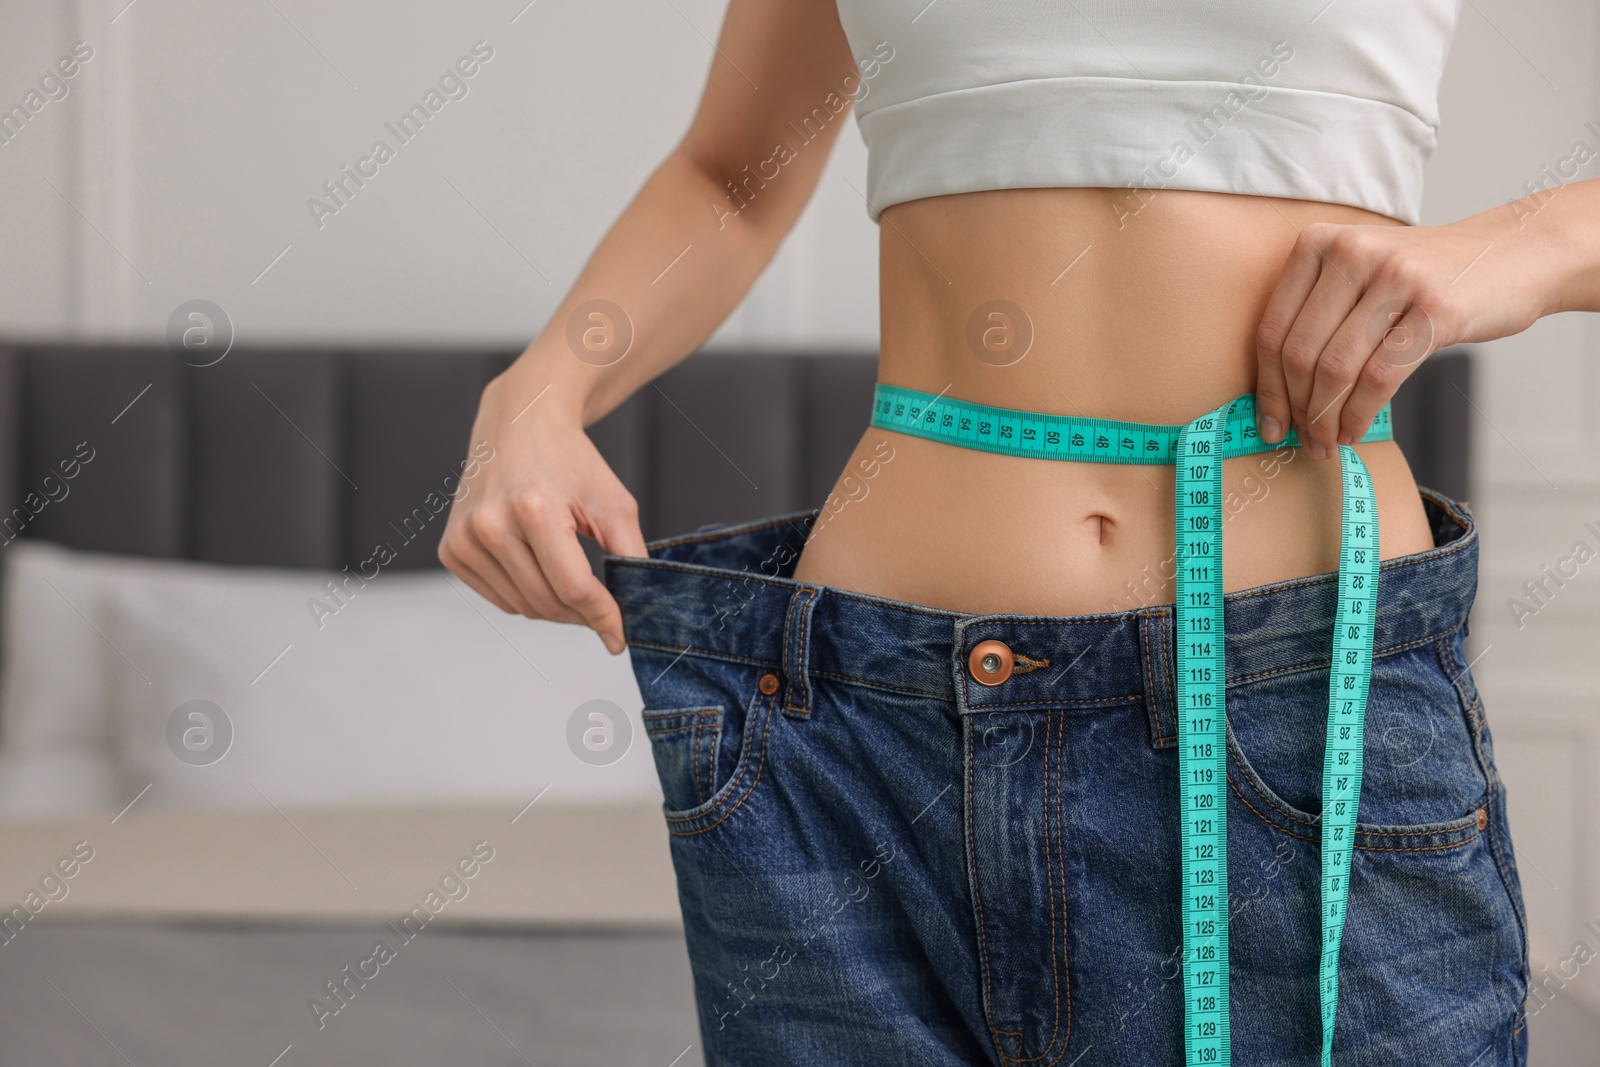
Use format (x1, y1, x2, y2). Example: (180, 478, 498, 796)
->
(870, 383, 1383, 1067)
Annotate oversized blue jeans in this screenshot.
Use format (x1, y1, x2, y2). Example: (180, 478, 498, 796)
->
(606, 488, 1529, 1066)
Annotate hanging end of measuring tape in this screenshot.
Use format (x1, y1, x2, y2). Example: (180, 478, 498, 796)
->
(1315, 444, 1380, 1066)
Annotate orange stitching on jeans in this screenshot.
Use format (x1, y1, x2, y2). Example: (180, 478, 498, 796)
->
(698, 716, 717, 802)
(968, 695, 1143, 710)
(627, 640, 776, 668)
(1036, 702, 1065, 1060)
(1049, 703, 1073, 1062)
(1349, 838, 1481, 853)
(810, 669, 944, 700)
(780, 591, 798, 714)
(1227, 628, 1452, 688)
(662, 684, 761, 825)
(1143, 610, 1176, 745)
(666, 689, 776, 836)
(994, 706, 1076, 1067)
(990, 617, 1136, 629)
(968, 717, 1010, 1057)
(1226, 781, 1318, 844)
(784, 588, 818, 717)
(1011, 653, 1051, 675)
(1437, 633, 1488, 738)
(644, 722, 715, 738)
(1227, 776, 1481, 852)
(1226, 742, 1479, 837)
(1159, 612, 1178, 742)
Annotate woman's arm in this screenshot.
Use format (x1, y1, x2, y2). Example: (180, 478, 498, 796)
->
(440, 0, 860, 652)
(1253, 177, 1600, 457)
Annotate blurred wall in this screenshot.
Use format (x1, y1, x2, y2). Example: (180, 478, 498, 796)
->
(0, 0, 879, 348)
(1430, 0, 1600, 1021)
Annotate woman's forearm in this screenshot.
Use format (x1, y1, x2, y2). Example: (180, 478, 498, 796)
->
(1502, 174, 1600, 317)
(493, 146, 800, 428)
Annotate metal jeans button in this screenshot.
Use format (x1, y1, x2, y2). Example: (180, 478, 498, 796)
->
(969, 640, 1014, 686)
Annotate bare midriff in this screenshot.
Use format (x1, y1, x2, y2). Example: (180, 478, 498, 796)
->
(790, 186, 1436, 616)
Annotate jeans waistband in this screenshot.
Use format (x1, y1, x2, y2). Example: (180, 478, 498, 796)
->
(604, 488, 1478, 729)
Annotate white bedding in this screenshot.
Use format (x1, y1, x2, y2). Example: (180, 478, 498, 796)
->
(0, 541, 661, 814)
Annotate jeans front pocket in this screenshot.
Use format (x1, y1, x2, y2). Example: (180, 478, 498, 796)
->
(643, 707, 725, 814)
(1227, 629, 1490, 840)
(1223, 626, 1528, 1062)
(629, 644, 779, 834)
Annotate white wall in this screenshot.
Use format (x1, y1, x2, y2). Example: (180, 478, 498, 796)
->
(1428, 0, 1600, 1024)
(0, 0, 880, 348)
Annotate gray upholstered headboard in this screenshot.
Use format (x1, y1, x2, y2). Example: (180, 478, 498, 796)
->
(0, 344, 1471, 571)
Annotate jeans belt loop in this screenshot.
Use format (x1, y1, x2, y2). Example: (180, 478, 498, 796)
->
(1140, 608, 1179, 749)
(781, 586, 820, 720)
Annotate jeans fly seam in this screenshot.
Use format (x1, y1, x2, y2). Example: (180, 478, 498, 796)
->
(1048, 704, 1073, 1063)
(964, 715, 1012, 1059)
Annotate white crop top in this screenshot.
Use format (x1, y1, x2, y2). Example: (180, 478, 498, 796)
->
(834, 1, 1464, 225)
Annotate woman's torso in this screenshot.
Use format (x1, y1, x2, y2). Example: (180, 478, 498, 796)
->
(790, 187, 1436, 615)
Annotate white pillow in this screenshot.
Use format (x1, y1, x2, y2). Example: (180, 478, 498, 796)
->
(99, 554, 658, 809)
(0, 542, 658, 812)
(0, 542, 123, 813)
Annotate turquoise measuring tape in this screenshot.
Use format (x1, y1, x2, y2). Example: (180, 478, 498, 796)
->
(870, 383, 1385, 1067)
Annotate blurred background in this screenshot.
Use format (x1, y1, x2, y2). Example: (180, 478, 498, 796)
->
(0, 0, 1595, 1064)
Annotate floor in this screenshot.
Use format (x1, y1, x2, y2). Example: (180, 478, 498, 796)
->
(3, 919, 1595, 1065)
(0, 920, 704, 1067)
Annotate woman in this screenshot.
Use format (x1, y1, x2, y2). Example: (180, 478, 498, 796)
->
(442, 2, 1595, 1063)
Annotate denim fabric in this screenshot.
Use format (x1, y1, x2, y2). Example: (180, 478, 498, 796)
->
(605, 488, 1529, 1067)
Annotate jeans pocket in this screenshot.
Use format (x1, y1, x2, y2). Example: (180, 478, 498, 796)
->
(630, 646, 779, 833)
(642, 707, 725, 813)
(1226, 632, 1490, 845)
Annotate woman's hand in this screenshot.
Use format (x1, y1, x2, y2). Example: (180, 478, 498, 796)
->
(1253, 213, 1558, 457)
(438, 365, 648, 654)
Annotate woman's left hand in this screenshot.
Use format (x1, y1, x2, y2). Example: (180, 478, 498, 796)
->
(1253, 213, 1556, 457)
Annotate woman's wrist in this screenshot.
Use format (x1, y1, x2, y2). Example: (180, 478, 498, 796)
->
(1469, 178, 1600, 319)
(492, 343, 595, 428)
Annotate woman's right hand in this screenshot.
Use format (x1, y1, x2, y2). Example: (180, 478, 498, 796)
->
(438, 364, 647, 655)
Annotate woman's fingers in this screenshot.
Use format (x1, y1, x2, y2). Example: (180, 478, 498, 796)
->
(1255, 224, 1458, 457)
(519, 499, 630, 654)
(1255, 227, 1327, 443)
(1275, 256, 1363, 440)
(438, 536, 528, 616)
(482, 513, 586, 624)
(1302, 287, 1399, 456)
(1340, 302, 1436, 446)
(584, 491, 649, 559)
